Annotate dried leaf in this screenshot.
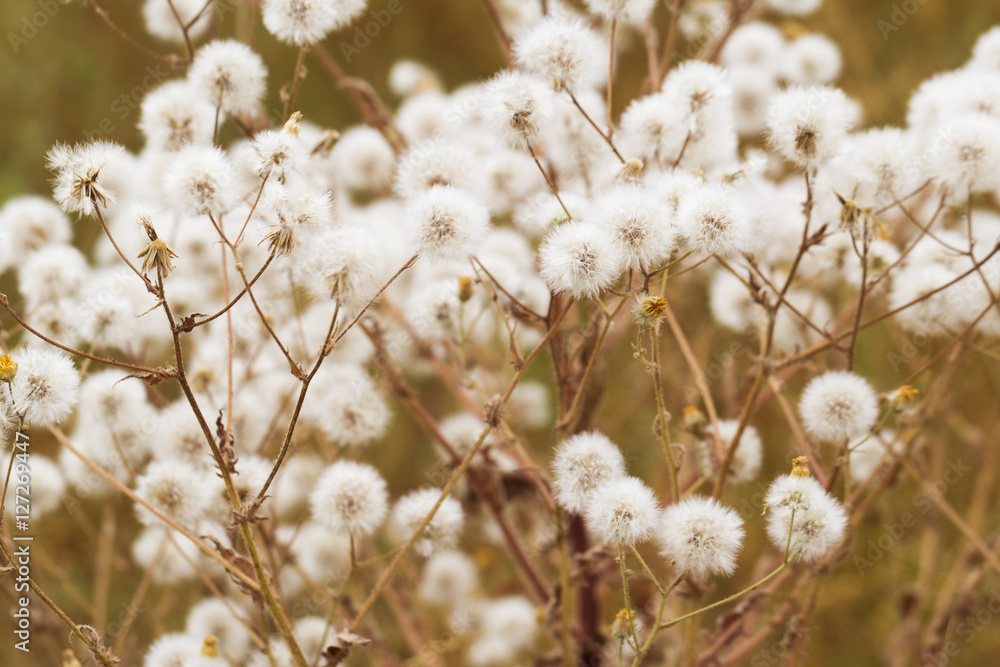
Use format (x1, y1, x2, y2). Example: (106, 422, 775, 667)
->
(216, 411, 238, 476)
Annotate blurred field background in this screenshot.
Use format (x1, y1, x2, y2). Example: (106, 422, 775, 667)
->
(3, 0, 1000, 665)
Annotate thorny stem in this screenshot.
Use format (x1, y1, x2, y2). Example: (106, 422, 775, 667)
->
(847, 230, 870, 371)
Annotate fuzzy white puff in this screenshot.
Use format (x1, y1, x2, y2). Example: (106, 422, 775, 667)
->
(307, 363, 390, 446)
(392, 488, 465, 556)
(762, 0, 821, 15)
(709, 420, 763, 483)
(675, 183, 756, 257)
(514, 16, 606, 92)
(0, 197, 70, 272)
(584, 476, 660, 546)
(584, 0, 655, 24)
(765, 474, 848, 562)
(589, 184, 676, 272)
(782, 34, 842, 85)
(482, 71, 552, 150)
(134, 459, 216, 529)
(263, 0, 366, 46)
(310, 460, 389, 537)
(251, 129, 309, 183)
(394, 137, 479, 201)
(799, 370, 879, 443)
(143, 0, 212, 43)
(469, 596, 538, 664)
(408, 184, 490, 261)
(17, 244, 88, 308)
(658, 496, 745, 578)
(551, 431, 626, 514)
(132, 527, 201, 584)
(142, 632, 202, 667)
(969, 26, 1000, 72)
(162, 146, 240, 216)
(766, 85, 854, 167)
(140, 81, 216, 152)
(538, 220, 623, 299)
(930, 113, 1000, 194)
(513, 191, 587, 238)
(10, 345, 80, 426)
(618, 93, 688, 166)
(331, 126, 396, 191)
(419, 550, 478, 607)
(296, 225, 389, 314)
(46, 141, 126, 217)
(720, 22, 786, 71)
(188, 39, 268, 117)
(185, 598, 251, 663)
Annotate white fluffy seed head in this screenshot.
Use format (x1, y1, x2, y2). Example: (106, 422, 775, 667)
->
(10, 345, 80, 426)
(143, 0, 212, 43)
(18, 244, 88, 307)
(395, 140, 482, 199)
(185, 599, 251, 663)
(551, 431, 627, 514)
(143, 633, 202, 667)
(409, 185, 490, 261)
(675, 183, 755, 257)
(140, 81, 217, 152)
(762, 0, 821, 15)
(263, 0, 366, 46)
(765, 473, 848, 562)
(584, 476, 660, 546)
(392, 488, 465, 556)
(189, 40, 267, 117)
(658, 497, 745, 578)
(513, 191, 587, 238)
(162, 146, 240, 216)
(969, 26, 1000, 72)
(930, 112, 1000, 194)
(308, 363, 390, 446)
(584, 0, 656, 24)
(134, 459, 216, 529)
(331, 126, 396, 192)
(767, 85, 854, 167)
(514, 17, 606, 92)
(539, 220, 623, 299)
(618, 93, 688, 166)
(251, 129, 308, 183)
(419, 550, 478, 607)
(720, 22, 785, 71)
(0, 197, 71, 272)
(799, 370, 879, 443)
(483, 71, 552, 150)
(310, 460, 389, 537)
(782, 34, 842, 85)
(589, 184, 675, 272)
(703, 420, 763, 483)
(297, 225, 388, 314)
(46, 141, 126, 217)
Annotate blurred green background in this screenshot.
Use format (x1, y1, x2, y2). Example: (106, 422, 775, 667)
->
(2, 0, 1000, 204)
(2, 0, 1000, 665)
